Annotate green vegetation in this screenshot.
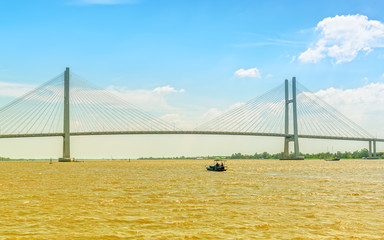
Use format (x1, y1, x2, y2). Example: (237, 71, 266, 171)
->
(230, 148, 381, 159)
(0, 157, 51, 161)
(138, 148, 382, 160)
(2, 149, 381, 161)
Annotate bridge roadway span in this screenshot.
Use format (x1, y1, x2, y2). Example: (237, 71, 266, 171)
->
(0, 131, 383, 142)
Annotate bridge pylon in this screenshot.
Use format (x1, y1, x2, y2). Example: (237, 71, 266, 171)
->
(281, 77, 304, 160)
(59, 67, 74, 162)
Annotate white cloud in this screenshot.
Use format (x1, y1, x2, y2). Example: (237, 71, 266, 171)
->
(314, 82, 384, 136)
(234, 68, 261, 78)
(153, 85, 185, 94)
(160, 113, 190, 130)
(299, 14, 384, 63)
(159, 102, 247, 130)
(201, 108, 223, 122)
(199, 102, 245, 124)
(0, 81, 35, 97)
(299, 46, 326, 63)
(106, 85, 184, 112)
(229, 102, 245, 110)
(290, 55, 297, 63)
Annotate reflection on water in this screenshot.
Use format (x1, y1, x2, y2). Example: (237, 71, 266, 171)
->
(0, 160, 383, 239)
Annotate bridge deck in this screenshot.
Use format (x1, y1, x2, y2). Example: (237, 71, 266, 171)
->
(0, 131, 383, 142)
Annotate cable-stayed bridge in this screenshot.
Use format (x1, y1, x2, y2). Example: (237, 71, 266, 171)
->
(0, 68, 382, 161)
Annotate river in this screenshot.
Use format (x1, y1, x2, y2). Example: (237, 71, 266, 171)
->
(0, 159, 383, 239)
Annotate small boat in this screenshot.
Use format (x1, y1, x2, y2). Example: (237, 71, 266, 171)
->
(325, 157, 340, 161)
(206, 159, 227, 171)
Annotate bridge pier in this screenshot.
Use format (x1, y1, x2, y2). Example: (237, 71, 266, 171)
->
(367, 140, 378, 159)
(59, 67, 74, 162)
(284, 137, 290, 157)
(284, 78, 290, 157)
(369, 140, 372, 158)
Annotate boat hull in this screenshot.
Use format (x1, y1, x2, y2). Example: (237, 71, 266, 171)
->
(325, 158, 340, 161)
(206, 166, 226, 171)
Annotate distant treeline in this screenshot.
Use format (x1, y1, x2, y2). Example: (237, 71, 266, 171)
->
(0, 157, 45, 161)
(230, 148, 381, 159)
(138, 148, 381, 160)
(2, 148, 379, 161)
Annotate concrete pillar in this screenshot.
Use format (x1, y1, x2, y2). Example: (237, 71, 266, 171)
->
(373, 140, 377, 158)
(281, 77, 302, 160)
(292, 77, 300, 157)
(369, 140, 372, 158)
(60, 67, 72, 162)
(284, 79, 289, 157)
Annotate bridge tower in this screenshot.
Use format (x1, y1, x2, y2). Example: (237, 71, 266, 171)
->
(282, 77, 303, 160)
(58, 67, 74, 162)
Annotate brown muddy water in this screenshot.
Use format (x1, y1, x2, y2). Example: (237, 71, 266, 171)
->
(0, 159, 383, 239)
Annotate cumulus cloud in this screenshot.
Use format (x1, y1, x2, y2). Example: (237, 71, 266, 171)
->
(201, 108, 223, 122)
(299, 14, 384, 63)
(153, 85, 185, 94)
(200, 102, 245, 123)
(229, 102, 245, 110)
(234, 68, 261, 78)
(314, 82, 384, 136)
(160, 113, 192, 130)
(106, 85, 185, 112)
(290, 55, 297, 63)
(361, 77, 369, 84)
(159, 102, 247, 130)
(0, 81, 35, 97)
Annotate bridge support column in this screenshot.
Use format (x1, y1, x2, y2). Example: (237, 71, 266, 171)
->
(284, 138, 290, 157)
(368, 140, 372, 158)
(281, 77, 303, 160)
(292, 77, 300, 157)
(284, 79, 290, 158)
(59, 67, 74, 162)
(368, 140, 378, 159)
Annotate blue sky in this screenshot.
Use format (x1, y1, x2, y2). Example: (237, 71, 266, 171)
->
(1, 0, 383, 90)
(1, 0, 384, 158)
